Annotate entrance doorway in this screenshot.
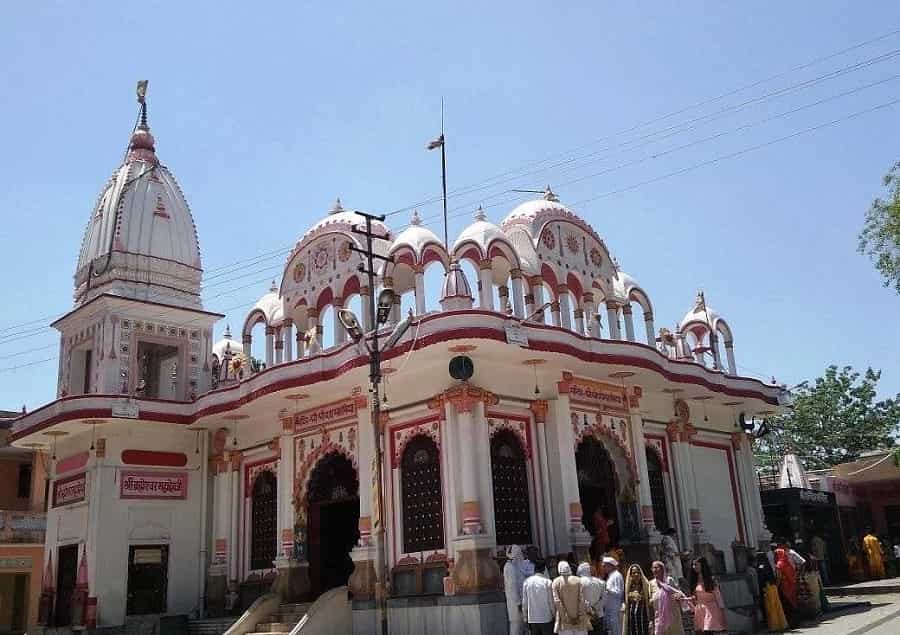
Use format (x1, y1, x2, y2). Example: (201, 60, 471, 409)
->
(0, 573, 28, 633)
(54, 544, 79, 626)
(306, 453, 359, 597)
(576, 437, 620, 559)
(126, 545, 169, 615)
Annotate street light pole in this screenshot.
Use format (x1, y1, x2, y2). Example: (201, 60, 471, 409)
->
(350, 211, 391, 635)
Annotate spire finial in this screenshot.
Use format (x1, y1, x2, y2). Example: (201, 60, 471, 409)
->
(410, 209, 422, 226)
(224, 324, 232, 339)
(695, 290, 706, 311)
(543, 185, 559, 202)
(330, 197, 344, 215)
(136, 80, 149, 129)
(127, 80, 156, 161)
(270, 280, 278, 293)
(474, 205, 487, 222)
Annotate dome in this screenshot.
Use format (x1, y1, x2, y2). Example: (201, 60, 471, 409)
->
(500, 186, 604, 247)
(212, 325, 244, 359)
(251, 281, 282, 325)
(74, 110, 202, 309)
(680, 291, 724, 333)
(390, 210, 443, 261)
(290, 198, 391, 258)
(440, 261, 473, 311)
(611, 269, 644, 303)
(452, 206, 512, 258)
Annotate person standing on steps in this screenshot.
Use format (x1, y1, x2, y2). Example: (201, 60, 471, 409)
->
(522, 559, 555, 635)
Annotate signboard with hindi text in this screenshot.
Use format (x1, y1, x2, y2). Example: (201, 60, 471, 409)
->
(120, 471, 188, 500)
(53, 473, 87, 508)
(565, 375, 631, 414)
(293, 398, 357, 432)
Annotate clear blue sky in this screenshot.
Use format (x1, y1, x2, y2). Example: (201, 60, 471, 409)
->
(2, 1, 899, 411)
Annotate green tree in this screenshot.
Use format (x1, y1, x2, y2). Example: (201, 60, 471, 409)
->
(754, 365, 900, 473)
(859, 161, 900, 293)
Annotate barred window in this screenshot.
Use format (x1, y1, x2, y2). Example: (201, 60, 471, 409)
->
(491, 430, 532, 546)
(646, 448, 670, 532)
(401, 436, 444, 553)
(250, 471, 277, 570)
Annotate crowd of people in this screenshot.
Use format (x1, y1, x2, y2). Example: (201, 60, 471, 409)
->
(505, 545, 729, 635)
(845, 528, 900, 582)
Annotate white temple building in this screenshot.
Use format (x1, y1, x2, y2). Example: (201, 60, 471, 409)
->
(11, 95, 787, 634)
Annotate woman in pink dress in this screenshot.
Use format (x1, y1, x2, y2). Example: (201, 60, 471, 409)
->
(686, 557, 727, 635)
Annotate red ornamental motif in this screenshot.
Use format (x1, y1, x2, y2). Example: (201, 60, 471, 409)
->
(541, 230, 556, 250)
(589, 247, 603, 267)
(313, 245, 330, 272)
(338, 241, 352, 263)
(565, 233, 579, 254)
(293, 262, 306, 282)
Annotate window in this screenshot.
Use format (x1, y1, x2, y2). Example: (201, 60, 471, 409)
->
(646, 448, 670, 532)
(401, 435, 443, 553)
(83, 349, 92, 393)
(136, 341, 180, 399)
(490, 430, 532, 546)
(17, 463, 32, 499)
(250, 471, 277, 570)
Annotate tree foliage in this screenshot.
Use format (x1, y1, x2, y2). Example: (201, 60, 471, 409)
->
(754, 365, 900, 473)
(859, 161, 900, 293)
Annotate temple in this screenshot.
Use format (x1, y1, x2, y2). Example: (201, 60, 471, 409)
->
(11, 94, 788, 634)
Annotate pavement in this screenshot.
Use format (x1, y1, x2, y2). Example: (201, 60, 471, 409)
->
(780, 593, 900, 634)
(824, 576, 900, 596)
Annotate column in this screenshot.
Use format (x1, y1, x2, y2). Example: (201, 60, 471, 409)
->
(623, 304, 636, 342)
(606, 302, 621, 340)
(295, 329, 305, 359)
(630, 414, 658, 539)
(725, 341, 737, 375)
(709, 332, 722, 370)
(227, 450, 241, 609)
(265, 326, 275, 368)
(306, 309, 320, 353)
(498, 285, 510, 314)
(283, 319, 293, 362)
(574, 308, 585, 335)
(242, 335, 252, 369)
(557, 285, 572, 329)
(584, 293, 599, 338)
(391, 295, 402, 325)
(273, 417, 309, 601)
(668, 423, 702, 546)
(733, 432, 771, 548)
(348, 395, 378, 599)
(531, 400, 556, 556)
(360, 285, 373, 331)
(333, 296, 345, 345)
(531, 278, 545, 323)
(550, 301, 561, 327)
(274, 329, 284, 364)
(510, 270, 525, 318)
(478, 259, 494, 310)
(206, 456, 230, 616)
(644, 311, 655, 346)
(413, 267, 426, 315)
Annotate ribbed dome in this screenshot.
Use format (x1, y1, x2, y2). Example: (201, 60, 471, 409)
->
(501, 186, 604, 247)
(290, 198, 391, 258)
(212, 325, 244, 359)
(74, 114, 202, 308)
(251, 281, 283, 325)
(440, 261, 473, 311)
(680, 291, 724, 332)
(452, 206, 510, 257)
(390, 210, 443, 261)
(612, 270, 641, 303)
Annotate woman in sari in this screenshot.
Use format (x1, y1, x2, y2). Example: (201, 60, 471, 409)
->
(755, 551, 787, 632)
(649, 561, 686, 635)
(774, 548, 797, 626)
(687, 557, 727, 635)
(847, 540, 866, 582)
(622, 564, 652, 635)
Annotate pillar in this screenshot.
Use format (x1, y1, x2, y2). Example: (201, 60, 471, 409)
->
(413, 267, 426, 315)
(725, 341, 737, 375)
(295, 328, 305, 359)
(644, 311, 655, 346)
(391, 295, 401, 325)
(531, 278, 545, 323)
(606, 302, 621, 340)
(531, 400, 556, 556)
(623, 304, 636, 342)
(274, 419, 309, 601)
(360, 285, 373, 331)
(348, 395, 377, 599)
(510, 269, 525, 318)
(333, 296, 345, 345)
(307, 309, 320, 353)
(265, 326, 275, 368)
(733, 432, 771, 548)
(498, 284, 510, 314)
(574, 308, 585, 335)
(630, 414, 658, 539)
(275, 329, 284, 364)
(227, 450, 241, 609)
(283, 319, 293, 362)
(478, 259, 494, 310)
(242, 335, 252, 369)
(206, 456, 230, 616)
(584, 293, 599, 338)
(557, 285, 572, 329)
(709, 330, 722, 370)
(550, 301, 561, 327)
(667, 422, 702, 546)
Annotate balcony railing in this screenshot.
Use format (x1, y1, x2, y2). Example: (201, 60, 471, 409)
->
(0, 510, 46, 544)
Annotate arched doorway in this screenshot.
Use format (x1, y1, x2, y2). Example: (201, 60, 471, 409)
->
(646, 448, 671, 533)
(576, 437, 620, 559)
(490, 430, 532, 546)
(400, 435, 444, 553)
(250, 471, 277, 570)
(306, 452, 360, 596)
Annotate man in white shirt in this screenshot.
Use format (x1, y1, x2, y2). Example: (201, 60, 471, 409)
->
(522, 559, 555, 635)
(601, 556, 624, 635)
(577, 562, 605, 634)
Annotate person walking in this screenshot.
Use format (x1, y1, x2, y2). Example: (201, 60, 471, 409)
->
(649, 560, 687, 635)
(774, 547, 798, 626)
(601, 556, 624, 635)
(552, 561, 591, 635)
(522, 559, 555, 635)
(576, 562, 604, 634)
(809, 532, 829, 586)
(863, 529, 886, 579)
(754, 551, 787, 632)
(687, 557, 727, 635)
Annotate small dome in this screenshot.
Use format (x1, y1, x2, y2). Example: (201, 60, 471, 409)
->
(212, 325, 244, 359)
(680, 291, 723, 333)
(452, 206, 511, 258)
(440, 261, 474, 311)
(290, 198, 391, 258)
(500, 186, 603, 247)
(611, 269, 640, 304)
(251, 281, 282, 325)
(390, 210, 443, 261)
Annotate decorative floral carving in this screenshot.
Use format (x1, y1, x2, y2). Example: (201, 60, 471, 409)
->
(392, 419, 441, 468)
(338, 241, 352, 263)
(313, 244, 330, 272)
(488, 417, 530, 458)
(589, 247, 603, 267)
(541, 229, 556, 250)
(565, 233, 580, 254)
(293, 262, 306, 282)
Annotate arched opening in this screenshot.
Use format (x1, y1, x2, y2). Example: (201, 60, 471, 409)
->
(400, 435, 444, 553)
(319, 304, 336, 350)
(250, 471, 277, 570)
(576, 436, 620, 560)
(490, 430, 532, 546)
(459, 259, 481, 308)
(646, 448, 670, 533)
(345, 294, 363, 327)
(423, 261, 446, 312)
(306, 452, 360, 596)
(247, 318, 267, 370)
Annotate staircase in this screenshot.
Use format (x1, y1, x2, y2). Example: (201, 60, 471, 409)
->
(188, 616, 239, 635)
(247, 602, 312, 635)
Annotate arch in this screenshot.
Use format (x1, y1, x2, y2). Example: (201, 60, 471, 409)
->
(243, 310, 268, 370)
(341, 275, 361, 301)
(319, 304, 336, 350)
(421, 244, 450, 271)
(315, 287, 335, 314)
(645, 447, 670, 533)
(576, 436, 620, 553)
(540, 263, 560, 296)
(490, 429, 532, 546)
(250, 470, 277, 570)
(423, 260, 446, 312)
(400, 435, 444, 553)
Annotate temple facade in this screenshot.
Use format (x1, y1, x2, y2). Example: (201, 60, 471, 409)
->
(11, 97, 787, 633)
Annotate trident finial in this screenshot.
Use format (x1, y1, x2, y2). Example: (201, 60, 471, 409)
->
(136, 80, 149, 129)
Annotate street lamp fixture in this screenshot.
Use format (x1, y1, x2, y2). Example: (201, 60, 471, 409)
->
(376, 288, 395, 325)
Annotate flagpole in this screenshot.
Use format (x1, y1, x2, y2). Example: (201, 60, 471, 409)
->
(440, 98, 449, 248)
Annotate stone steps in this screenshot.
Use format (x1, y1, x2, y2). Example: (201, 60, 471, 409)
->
(245, 602, 311, 635)
(188, 617, 239, 635)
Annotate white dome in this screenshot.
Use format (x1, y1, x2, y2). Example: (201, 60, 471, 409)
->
(500, 187, 604, 247)
(251, 281, 282, 325)
(612, 270, 641, 303)
(452, 206, 511, 258)
(75, 118, 202, 308)
(212, 325, 244, 359)
(290, 198, 391, 257)
(390, 210, 443, 261)
(680, 291, 724, 332)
